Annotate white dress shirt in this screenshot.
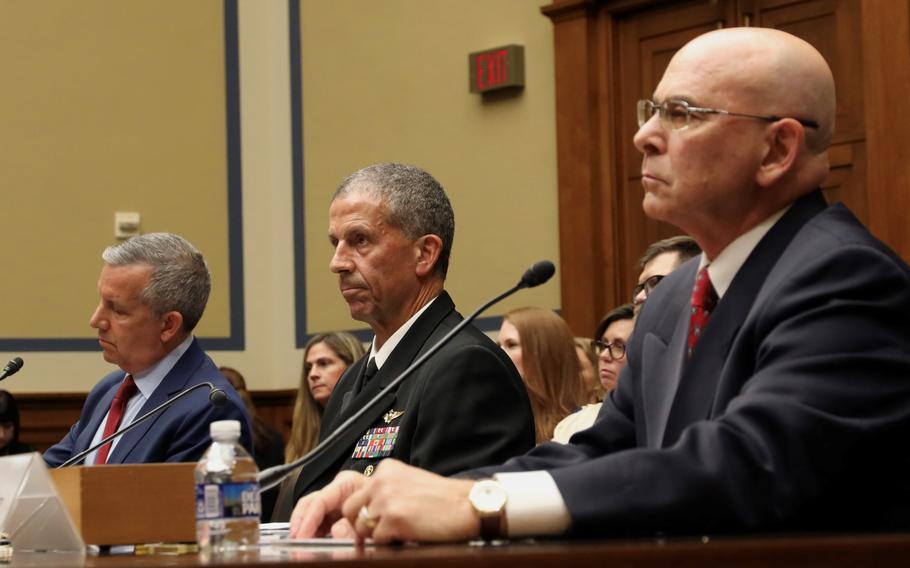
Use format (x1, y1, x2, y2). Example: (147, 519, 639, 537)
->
(367, 296, 437, 371)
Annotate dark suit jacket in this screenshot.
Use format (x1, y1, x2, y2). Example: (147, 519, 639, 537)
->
(272, 291, 535, 521)
(470, 191, 910, 536)
(43, 338, 252, 467)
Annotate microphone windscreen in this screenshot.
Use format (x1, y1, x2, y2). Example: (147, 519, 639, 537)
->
(209, 388, 228, 407)
(519, 260, 556, 288)
(1, 357, 24, 379)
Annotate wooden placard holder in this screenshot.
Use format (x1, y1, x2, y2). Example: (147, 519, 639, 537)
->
(50, 463, 197, 545)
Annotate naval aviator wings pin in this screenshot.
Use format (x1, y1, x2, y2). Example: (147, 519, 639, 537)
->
(383, 409, 405, 424)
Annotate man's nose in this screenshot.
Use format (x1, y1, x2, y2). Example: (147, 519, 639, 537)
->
(89, 304, 106, 329)
(330, 245, 352, 273)
(633, 112, 666, 156)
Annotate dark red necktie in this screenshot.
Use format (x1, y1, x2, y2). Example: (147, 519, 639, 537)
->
(95, 375, 138, 465)
(687, 266, 718, 357)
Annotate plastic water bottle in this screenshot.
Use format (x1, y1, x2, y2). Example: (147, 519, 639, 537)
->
(195, 420, 260, 553)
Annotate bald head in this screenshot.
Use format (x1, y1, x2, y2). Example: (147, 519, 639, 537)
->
(634, 28, 837, 257)
(671, 28, 835, 153)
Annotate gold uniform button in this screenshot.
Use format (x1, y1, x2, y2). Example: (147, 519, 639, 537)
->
(364, 464, 375, 477)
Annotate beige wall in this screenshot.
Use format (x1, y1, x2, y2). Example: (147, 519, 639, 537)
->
(0, 0, 558, 393)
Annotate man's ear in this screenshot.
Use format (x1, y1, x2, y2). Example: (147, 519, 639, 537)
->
(414, 234, 443, 278)
(159, 311, 184, 343)
(756, 119, 803, 188)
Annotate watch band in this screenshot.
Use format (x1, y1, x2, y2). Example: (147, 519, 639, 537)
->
(479, 513, 505, 540)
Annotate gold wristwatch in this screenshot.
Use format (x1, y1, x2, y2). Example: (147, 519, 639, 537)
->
(468, 479, 508, 540)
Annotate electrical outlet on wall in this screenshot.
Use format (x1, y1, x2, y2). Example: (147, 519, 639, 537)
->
(114, 212, 141, 240)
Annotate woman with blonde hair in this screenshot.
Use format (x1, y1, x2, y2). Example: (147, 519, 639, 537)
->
(285, 331, 366, 462)
(497, 307, 586, 443)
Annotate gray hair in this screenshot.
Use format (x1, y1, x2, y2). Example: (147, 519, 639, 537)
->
(102, 233, 211, 332)
(334, 163, 455, 278)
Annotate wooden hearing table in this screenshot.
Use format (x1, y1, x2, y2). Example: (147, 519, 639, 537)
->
(5, 532, 910, 568)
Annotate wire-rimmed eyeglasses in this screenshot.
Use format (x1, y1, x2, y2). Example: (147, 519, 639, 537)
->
(637, 99, 820, 131)
(592, 339, 626, 360)
(632, 274, 665, 304)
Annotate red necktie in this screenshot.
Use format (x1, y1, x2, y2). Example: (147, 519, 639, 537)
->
(687, 266, 718, 357)
(95, 375, 138, 465)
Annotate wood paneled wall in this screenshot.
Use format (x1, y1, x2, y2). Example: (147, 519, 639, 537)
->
(543, 0, 910, 336)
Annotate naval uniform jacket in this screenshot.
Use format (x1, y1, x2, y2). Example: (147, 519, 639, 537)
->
(469, 191, 910, 536)
(272, 291, 535, 521)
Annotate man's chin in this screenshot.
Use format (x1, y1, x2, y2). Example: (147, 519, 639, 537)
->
(641, 195, 673, 224)
(99, 348, 120, 366)
(345, 304, 371, 323)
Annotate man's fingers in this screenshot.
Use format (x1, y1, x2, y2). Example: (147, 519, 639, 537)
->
(330, 517, 359, 540)
(289, 495, 327, 538)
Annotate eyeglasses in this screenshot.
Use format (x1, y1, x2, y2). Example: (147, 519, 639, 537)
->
(592, 339, 626, 360)
(632, 274, 665, 303)
(637, 99, 820, 131)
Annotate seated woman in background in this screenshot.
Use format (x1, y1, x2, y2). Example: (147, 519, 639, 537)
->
(284, 332, 366, 462)
(219, 366, 286, 519)
(0, 390, 33, 456)
(553, 303, 635, 443)
(574, 336, 601, 403)
(219, 367, 285, 469)
(497, 307, 587, 443)
(273, 332, 365, 518)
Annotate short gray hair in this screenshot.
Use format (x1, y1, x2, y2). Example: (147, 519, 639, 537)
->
(334, 163, 455, 278)
(102, 233, 211, 332)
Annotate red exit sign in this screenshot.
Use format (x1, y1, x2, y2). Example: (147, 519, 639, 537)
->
(469, 44, 524, 93)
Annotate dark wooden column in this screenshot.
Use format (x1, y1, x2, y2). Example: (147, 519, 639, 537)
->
(541, 0, 618, 337)
(862, 0, 910, 255)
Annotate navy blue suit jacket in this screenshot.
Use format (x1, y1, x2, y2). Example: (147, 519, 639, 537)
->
(44, 338, 252, 467)
(470, 191, 910, 535)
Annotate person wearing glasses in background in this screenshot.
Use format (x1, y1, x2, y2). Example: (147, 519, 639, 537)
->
(552, 304, 634, 443)
(555, 234, 698, 441)
(289, 28, 910, 542)
(632, 236, 701, 307)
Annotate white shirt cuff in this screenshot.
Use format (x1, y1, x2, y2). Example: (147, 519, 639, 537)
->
(493, 471, 571, 537)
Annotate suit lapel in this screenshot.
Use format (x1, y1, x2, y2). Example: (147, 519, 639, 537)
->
(661, 191, 828, 447)
(107, 340, 205, 464)
(74, 376, 124, 454)
(291, 292, 456, 501)
(642, 276, 692, 449)
(331, 358, 368, 423)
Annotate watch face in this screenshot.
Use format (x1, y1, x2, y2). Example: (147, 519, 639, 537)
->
(471, 480, 507, 514)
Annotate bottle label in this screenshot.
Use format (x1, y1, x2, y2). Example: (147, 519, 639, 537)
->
(195, 482, 261, 520)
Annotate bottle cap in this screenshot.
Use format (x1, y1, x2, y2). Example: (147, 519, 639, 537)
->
(210, 419, 241, 438)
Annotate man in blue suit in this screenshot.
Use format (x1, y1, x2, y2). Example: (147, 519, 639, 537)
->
(44, 233, 251, 467)
(287, 27, 910, 542)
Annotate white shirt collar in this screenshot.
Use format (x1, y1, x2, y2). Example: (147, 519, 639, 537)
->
(369, 296, 438, 369)
(698, 206, 790, 299)
(130, 334, 195, 398)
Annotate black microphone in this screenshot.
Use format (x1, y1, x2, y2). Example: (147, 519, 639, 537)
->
(519, 260, 556, 289)
(58, 380, 228, 468)
(258, 259, 556, 491)
(0, 357, 24, 382)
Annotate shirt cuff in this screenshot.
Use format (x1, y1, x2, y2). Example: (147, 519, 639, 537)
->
(493, 471, 571, 537)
